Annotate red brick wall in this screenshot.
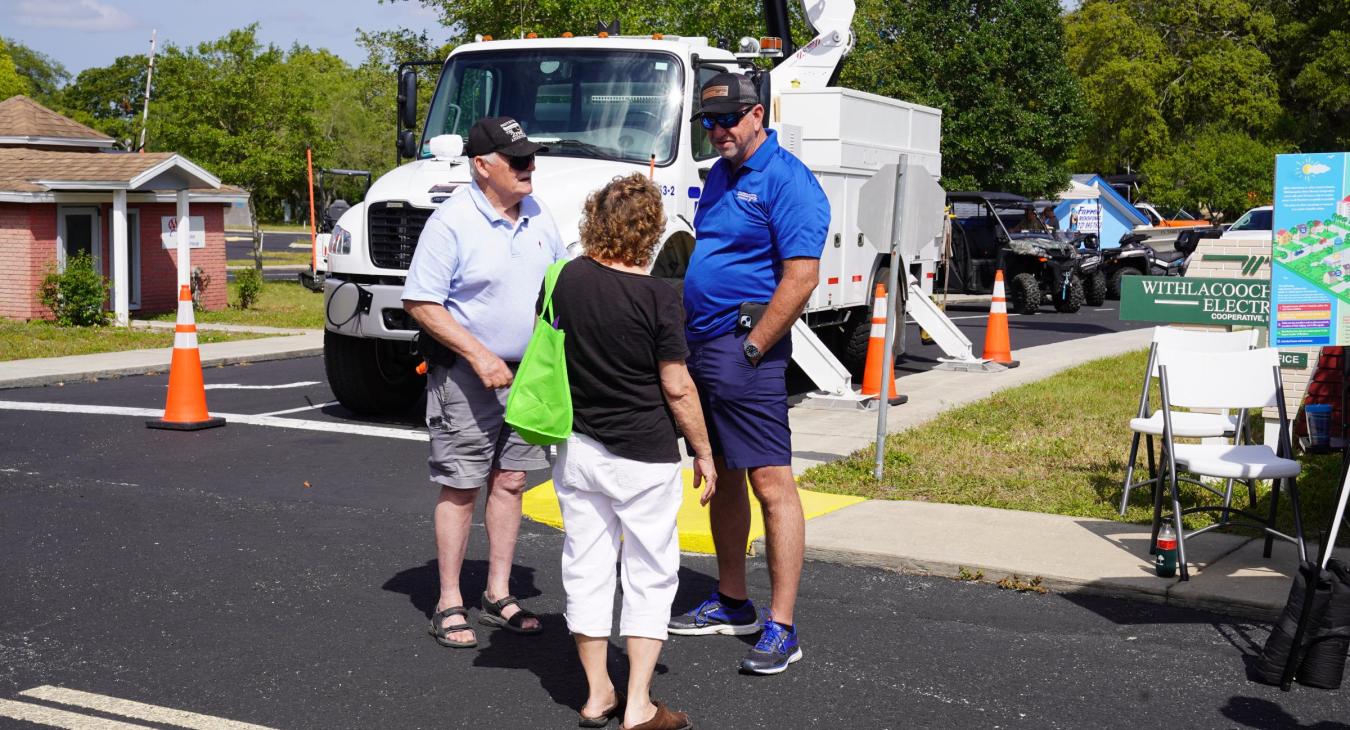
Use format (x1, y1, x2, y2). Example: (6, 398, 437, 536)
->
(0, 200, 227, 321)
(0, 203, 57, 320)
(123, 203, 228, 314)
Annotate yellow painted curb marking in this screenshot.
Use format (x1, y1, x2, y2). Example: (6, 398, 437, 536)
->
(522, 469, 865, 554)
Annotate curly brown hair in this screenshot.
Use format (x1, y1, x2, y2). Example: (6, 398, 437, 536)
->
(579, 173, 666, 268)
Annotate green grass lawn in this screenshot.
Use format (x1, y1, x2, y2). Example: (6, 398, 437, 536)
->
(1, 320, 261, 362)
(800, 349, 1349, 546)
(227, 250, 317, 267)
(228, 223, 316, 234)
(143, 280, 324, 330)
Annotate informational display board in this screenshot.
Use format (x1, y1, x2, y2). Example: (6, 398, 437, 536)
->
(1270, 152, 1350, 345)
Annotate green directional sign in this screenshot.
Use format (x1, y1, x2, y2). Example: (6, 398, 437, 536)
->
(1280, 352, 1309, 369)
(1119, 276, 1270, 326)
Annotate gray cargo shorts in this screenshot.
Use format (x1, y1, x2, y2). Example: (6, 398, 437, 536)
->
(425, 360, 551, 489)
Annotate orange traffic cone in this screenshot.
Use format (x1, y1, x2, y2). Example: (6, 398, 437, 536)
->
(861, 283, 904, 403)
(981, 271, 1019, 368)
(147, 285, 226, 430)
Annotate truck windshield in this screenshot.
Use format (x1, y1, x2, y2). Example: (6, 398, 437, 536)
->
(422, 49, 685, 165)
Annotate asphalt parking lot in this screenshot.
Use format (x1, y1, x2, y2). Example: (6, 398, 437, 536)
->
(2, 353, 1347, 728)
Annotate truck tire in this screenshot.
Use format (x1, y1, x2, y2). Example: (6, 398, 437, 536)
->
(1054, 273, 1085, 313)
(324, 330, 425, 416)
(1009, 272, 1041, 315)
(1107, 266, 1141, 300)
(1085, 269, 1107, 306)
(843, 268, 905, 373)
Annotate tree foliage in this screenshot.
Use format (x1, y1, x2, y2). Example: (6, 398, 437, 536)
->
(1, 38, 69, 102)
(0, 41, 31, 100)
(845, 0, 1086, 197)
(1063, 0, 1296, 218)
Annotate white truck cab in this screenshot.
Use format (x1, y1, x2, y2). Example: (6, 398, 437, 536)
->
(321, 4, 948, 414)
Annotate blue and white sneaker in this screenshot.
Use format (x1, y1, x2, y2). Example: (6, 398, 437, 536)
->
(667, 593, 761, 636)
(739, 620, 802, 675)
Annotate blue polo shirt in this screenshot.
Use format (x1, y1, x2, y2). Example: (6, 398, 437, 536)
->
(684, 129, 830, 342)
(402, 181, 565, 360)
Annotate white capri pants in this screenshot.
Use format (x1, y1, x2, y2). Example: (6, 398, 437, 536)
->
(554, 432, 682, 640)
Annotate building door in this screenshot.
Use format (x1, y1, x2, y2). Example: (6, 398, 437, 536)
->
(57, 206, 102, 273)
(126, 209, 141, 309)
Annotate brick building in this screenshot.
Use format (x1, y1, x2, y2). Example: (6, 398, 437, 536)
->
(0, 95, 247, 323)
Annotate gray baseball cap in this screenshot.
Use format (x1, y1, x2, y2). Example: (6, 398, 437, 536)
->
(689, 72, 761, 120)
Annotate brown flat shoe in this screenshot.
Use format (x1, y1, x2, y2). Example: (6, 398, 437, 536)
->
(579, 690, 625, 728)
(619, 701, 691, 730)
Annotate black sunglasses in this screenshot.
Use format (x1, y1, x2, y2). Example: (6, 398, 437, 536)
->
(504, 153, 535, 171)
(699, 107, 754, 131)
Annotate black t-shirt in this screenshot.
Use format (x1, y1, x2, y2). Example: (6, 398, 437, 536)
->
(546, 257, 689, 463)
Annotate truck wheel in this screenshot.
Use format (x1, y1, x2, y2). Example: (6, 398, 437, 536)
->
(1107, 266, 1141, 300)
(1085, 270, 1107, 307)
(1008, 272, 1041, 315)
(1054, 273, 1085, 313)
(324, 330, 425, 416)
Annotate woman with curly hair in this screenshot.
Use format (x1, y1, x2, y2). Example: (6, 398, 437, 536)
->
(548, 173, 715, 730)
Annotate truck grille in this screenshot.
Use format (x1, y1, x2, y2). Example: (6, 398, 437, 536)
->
(368, 201, 433, 270)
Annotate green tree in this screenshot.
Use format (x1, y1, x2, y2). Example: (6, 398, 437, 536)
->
(0, 41, 31, 100)
(1141, 127, 1283, 219)
(1267, 0, 1350, 151)
(1, 38, 69, 102)
(845, 0, 1086, 196)
(56, 54, 147, 147)
(1064, 0, 1285, 215)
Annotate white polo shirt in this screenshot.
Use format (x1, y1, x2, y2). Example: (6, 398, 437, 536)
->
(402, 180, 565, 360)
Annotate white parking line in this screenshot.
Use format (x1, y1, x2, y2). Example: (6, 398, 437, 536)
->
(203, 381, 319, 390)
(17, 687, 275, 729)
(4, 686, 277, 729)
(256, 400, 339, 417)
(0, 698, 151, 728)
(0, 400, 426, 441)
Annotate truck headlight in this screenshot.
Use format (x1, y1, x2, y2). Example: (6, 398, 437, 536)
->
(330, 225, 352, 255)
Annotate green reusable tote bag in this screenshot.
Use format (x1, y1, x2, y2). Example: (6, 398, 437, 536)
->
(505, 259, 572, 445)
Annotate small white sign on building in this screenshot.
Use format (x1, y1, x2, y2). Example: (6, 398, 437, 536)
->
(1071, 201, 1101, 234)
(160, 216, 206, 249)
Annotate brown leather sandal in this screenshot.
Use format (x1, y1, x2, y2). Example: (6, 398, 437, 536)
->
(619, 701, 692, 730)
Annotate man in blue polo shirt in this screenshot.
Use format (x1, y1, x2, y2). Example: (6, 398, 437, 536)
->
(403, 116, 566, 649)
(668, 73, 830, 675)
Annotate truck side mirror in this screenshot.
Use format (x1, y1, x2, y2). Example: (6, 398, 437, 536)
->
(398, 70, 418, 130)
(398, 129, 418, 159)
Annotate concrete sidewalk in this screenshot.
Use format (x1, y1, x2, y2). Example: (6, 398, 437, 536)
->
(2, 324, 1341, 621)
(0, 327, 321, 389)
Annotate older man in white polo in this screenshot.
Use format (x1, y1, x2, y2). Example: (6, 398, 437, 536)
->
(403, 116, 566, 648)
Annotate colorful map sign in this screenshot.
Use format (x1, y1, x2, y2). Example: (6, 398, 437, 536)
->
(1270, 153, 1350, 345)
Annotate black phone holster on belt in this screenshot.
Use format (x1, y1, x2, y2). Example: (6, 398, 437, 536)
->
(737, 302, 769, 333)
(417, 330, 458, 368)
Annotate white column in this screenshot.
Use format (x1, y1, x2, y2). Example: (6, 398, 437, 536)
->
(176, 189, 190, 288)
(112, 189, 129, 326)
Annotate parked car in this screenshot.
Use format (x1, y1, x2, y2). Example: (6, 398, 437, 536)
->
(1134, 202, 1212, 229)
(943, 191, 1084, 314)
(1220, 205, 1273, 242)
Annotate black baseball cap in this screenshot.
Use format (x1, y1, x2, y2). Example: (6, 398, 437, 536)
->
(690, 72, 762, 120)
(463, 116, 548, 158)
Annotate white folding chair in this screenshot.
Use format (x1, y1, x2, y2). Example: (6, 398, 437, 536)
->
(1120, 326, 1260, 515)
(1156, 347, 1308, 581)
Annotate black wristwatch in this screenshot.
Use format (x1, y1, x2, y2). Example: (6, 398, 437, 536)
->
(743, 341, 763, 364)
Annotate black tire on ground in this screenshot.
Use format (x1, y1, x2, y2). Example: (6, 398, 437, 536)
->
(1054, 273, 1085, 313)
(1008, 272, 1042, 315)
(1107, 266, 1142, 300)
(324, 330, 425, 416)
(1085, 269, 1107, 307)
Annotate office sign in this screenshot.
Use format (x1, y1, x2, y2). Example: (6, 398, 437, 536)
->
(160, 216, 206, 249)
(1120, 276, 1269, 326)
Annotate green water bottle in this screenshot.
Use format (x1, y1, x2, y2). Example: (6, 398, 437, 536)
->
(1155, 523, 1178, 578)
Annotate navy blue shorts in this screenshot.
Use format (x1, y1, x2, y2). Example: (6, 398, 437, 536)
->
(686, 330, 792, 470)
